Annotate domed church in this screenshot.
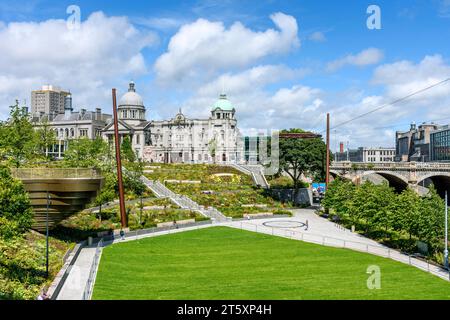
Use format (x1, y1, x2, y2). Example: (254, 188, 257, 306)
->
(102, 81, 244, 163)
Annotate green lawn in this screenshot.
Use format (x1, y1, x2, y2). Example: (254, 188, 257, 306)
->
(93, 227, 450, 300)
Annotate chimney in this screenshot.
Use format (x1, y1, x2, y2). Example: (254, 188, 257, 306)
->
(339, 142, 344, 153)
(96, 108, 101, 120)
(64, 94, 73, 119)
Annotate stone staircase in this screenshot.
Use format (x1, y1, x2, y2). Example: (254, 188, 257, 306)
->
(140, 176, 228, 222)
(228, 164, 270, 189)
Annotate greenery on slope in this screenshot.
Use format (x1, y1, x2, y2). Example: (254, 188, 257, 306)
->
(0, 166, 70, 300)
(322, 178, 449, 264)
(145, 163, 293, 218)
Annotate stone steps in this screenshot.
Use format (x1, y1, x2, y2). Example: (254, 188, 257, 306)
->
(141, 176, 228, 222)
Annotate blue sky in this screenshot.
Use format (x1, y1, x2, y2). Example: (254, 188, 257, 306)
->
(0, 0, 449, 149)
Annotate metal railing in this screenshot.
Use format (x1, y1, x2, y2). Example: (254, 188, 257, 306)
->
(332, 161, 450, 171)
(82, 239, 103, 300)
(11, 168, 102, 179)
(232, 221, 450, 282)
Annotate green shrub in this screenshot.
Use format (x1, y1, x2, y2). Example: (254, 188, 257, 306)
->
(0, 217, 21, 240)
(272, 210, 292, 216)
(0, 166, 33, 233)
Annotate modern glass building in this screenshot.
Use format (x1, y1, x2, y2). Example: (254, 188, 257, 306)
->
(430, 127, 450, 162)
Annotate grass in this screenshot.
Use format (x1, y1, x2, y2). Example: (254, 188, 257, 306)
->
(92, 227, 450, 300)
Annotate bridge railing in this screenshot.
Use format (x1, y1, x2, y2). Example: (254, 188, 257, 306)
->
(332, 161, 450, 171)
(10, 168, 102, 179)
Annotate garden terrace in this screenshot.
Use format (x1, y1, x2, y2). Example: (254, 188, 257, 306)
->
(144, 163, 252, 184)
(144, 164, 292, 218)
(52, 196, 208, 240)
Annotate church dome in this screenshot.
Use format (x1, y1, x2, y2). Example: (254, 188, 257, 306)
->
(211, 94, 234, 111)
(119, 81, 144, 108)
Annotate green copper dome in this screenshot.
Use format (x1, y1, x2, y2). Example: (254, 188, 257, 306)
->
(211, 94, 235, 111)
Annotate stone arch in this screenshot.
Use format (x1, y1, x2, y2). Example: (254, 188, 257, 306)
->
(357, 171, 409, 193)
(417, 173, 450, 200)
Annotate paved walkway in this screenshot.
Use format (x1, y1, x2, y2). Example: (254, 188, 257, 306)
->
(226, 209, 449, 281)
(55, 208, 450, 299)
(56, 246, 98, 300)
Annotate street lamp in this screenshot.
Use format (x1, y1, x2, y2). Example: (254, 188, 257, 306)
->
(46, 190, 51, 278)
(445, 191, 449, 270)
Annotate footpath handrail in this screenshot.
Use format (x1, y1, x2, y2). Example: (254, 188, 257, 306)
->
(232, 221, 450, 282)
(82, 239, 103, 300)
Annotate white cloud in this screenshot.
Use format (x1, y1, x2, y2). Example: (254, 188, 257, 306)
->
(439, 0, 450, 17)
(0, 11, 157, 118)
(154, 12, 300, 83)
(163, 66, 320, 134)
(134, 17, 187, 30)
(328, 55, 450, 149)
(372, 54, 450, 101)
(308, 31, 326, 42)
(327, 48, 384, 72)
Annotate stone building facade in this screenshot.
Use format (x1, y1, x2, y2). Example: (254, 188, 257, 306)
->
(102, 82, 243, 163)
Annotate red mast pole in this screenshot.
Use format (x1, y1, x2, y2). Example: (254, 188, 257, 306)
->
(112, 88, 127, 228)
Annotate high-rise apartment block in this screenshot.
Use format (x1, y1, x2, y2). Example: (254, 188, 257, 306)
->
(31, 85, 71, 115)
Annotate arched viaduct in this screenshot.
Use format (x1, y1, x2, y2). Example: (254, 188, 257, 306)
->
(330, 162, 450, 199)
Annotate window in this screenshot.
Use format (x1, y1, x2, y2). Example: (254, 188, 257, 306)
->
(79, 129, 88, 137)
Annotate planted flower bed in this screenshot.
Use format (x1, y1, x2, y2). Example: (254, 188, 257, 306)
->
(0, 232, 71, 300)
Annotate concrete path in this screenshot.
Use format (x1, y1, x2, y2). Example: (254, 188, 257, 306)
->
(56, 246, 98, 300)
(232, 208, 383, 246)
(226, 209, 450, 281)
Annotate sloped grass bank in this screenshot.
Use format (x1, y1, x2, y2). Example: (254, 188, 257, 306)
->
(93, 227, 450, 300)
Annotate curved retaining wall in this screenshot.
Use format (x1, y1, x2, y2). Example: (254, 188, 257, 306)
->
(19, 178, 103, 232)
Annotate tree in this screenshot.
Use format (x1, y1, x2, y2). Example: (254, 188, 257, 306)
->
(208, 137, 217, 164)
(419, 186, 446, 251)
(35, 119, 56, 159)
(0, 166, 33, 235)
(348, 181, 395, 234)
(63, 137, 108, 168)
(279, 128, 328, 202)
(321, 178, 355, 218)
(392, 188, 421, 240)
(0, 101, 37, 167)
(121, 136, 135, 162)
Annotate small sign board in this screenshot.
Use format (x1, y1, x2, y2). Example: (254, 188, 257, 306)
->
(312, 183, 326, 194)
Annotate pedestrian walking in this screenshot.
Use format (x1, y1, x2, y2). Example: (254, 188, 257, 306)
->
(120, 229, 125, 240)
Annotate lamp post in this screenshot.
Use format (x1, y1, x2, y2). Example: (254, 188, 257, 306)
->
(139, 195, 143, 226)
(445, 191, 448, 270)
(46, 191, 50, 278)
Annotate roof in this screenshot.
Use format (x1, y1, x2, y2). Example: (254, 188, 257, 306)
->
(119, 81, 144, 107)
(211, 94, 234, 111)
